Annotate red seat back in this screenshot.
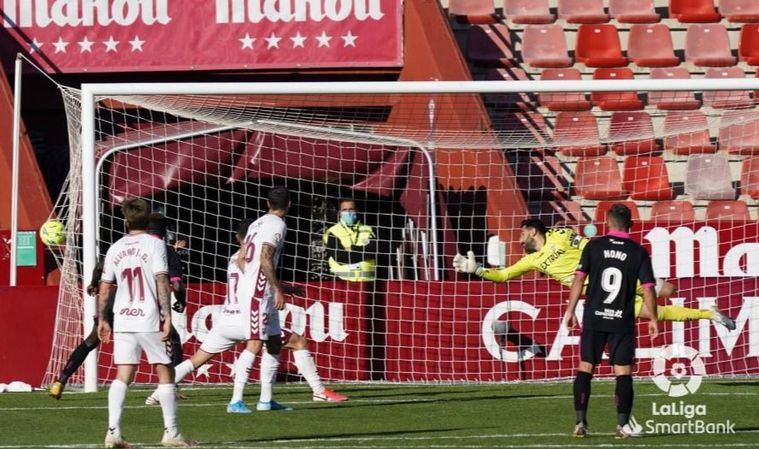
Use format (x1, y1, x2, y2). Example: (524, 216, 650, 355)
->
(622, 156, 674, 201)
(650, 201, 696, 222)
(576, 25, 627, 68)
(553, 112, 606, 157)
(574, 157, 628, 200)
(706, 201, 751, 221)
(627, 24, 680, 67)
(663, 111, 715, 155)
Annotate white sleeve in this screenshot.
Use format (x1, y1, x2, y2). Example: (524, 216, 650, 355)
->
(101, 247, 116, 283)
(152, 239, 169, 276)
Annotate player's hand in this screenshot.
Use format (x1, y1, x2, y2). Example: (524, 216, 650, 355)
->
(86, 283, 98, 296)
(648, 319, 659, 341)
(98, 320, 112, 344)
(160, 318, 172, 341)
(174, 239, 187, 250)
(282, 283, 305, 297)
(563, 312, 578, 332)
(274, 289, 286, 311)
(453, 251, 482, 275)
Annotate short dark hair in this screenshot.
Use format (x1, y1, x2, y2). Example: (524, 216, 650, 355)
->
(267, 186, 290, 211)
(236, 218, 255, 240)
(338, 198, 356, 207)
(148, 213, 169, 238)
(121, 197, 150, 231)
(520, 218, 547, 235)
(608, 203, 633, 229)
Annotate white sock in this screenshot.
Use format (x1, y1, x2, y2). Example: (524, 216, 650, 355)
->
(157, 383, 179, 438)
(292, 349, 325, 396)
(231, 350, 256, 404)
(107, 379, 128, 437)
(147, 359, 195, 403)
(259, 351, 279, 403)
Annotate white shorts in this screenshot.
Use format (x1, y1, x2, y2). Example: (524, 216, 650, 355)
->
(113, 332, 171, 365)
(245, 297, 281, 341)
(200, 315, 248, 354)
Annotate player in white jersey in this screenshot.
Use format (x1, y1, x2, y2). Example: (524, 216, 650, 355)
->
(97, 198, 193, 448)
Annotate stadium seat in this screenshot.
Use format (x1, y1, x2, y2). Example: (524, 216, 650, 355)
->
(539, 69, 592, 111)
(663, 111, 716, 155)
(575, 25, 628, 68)
(719, 110, 759, 155)
(609, 112, 660, 156)
(703, 67, 754, 109)
(552, 112, 606, 157)
(739, 24, 759, 65)
(647, 68, 701, 110)
(503, 0, 555, 24)
(512, 153, 569, 200)
(627, 24, 680, 68)
(449, 0, 497, 23)
(706, 200, 752, 221)
(622, 156, 674, 201)
(650, 201, 696, 222)
(594, 201, 641, 222)
(719, 0, 759, 23)
(591, 68, 644, 111)
(540, 200, 588, 225)
(574, 157, 628, 200)
(685, 24, 737, 67)
(670, 0, 721, 23)
(609, 0, 660, 23)
(740, 157, 759, 198)
(466, 24, 516, 66)
(521, 25, 572, 68)
(558, 0, 609, 24)
(684, 154, 735, 199)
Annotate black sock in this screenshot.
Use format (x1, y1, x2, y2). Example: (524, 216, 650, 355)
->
(574, 371, 592, 425)
(616, 375, 634, 427)
(59, 340, 99, 383)
(168, 326, 184, 367)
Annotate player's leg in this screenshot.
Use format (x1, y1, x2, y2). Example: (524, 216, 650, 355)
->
(105, 332, 139, 448)
(257, 334, 292, 411)
(284, 333, 348, 402)
(609, 333, 639, 439)
(573, 329, 603, 437)
(49, 322, 101, 399)
(634, 297, 735, 330)
(227, 339, 262, 412)
(167, 325, 188, 400)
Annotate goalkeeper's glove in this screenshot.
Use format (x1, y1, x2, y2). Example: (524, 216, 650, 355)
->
(452, 251, 485, 277)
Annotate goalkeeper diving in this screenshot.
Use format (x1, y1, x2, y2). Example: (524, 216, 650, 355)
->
(453, 218, 735, 329)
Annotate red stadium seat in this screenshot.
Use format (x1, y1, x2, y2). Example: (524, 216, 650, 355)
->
(609, 0, 660, 23)
(594, 201, 641, 222)
(685, 154, 735, 199)
(647, 68, 701, 110)
(449, 0, 497, 23)
(622, 156, 674, 201)
(719, 110, 759, 155)
(650, 201, 696, 222)
(574, 157, 628, 200)
(609, 112, 660, 156)
(663, 111, 715, 155)
(739, 24, 759, 65)
(558, 0, 609, 24)
(719, 0, 759, 23)
(503, 0, 555, 24)
(591, 68, 644, 111)
(740, 157, 759, 198)
(552, 112, 606, 157)
(627, 24, 680, 67)
(575, 25, 628, 68)
(670, 0, 721, 23)
(539, 69, 592, 111)
(685, 24, 737, 67)
(706, 200, 751, 221)
(521, 25, 572, 68)
(703, 67, 754, 109)
(466, 24, 515, 66)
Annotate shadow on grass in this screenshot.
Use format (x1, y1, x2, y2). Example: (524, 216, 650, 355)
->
(216, 426, 487, 445)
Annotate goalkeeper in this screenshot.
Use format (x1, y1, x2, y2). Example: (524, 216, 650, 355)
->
(453, 218, 735, 329)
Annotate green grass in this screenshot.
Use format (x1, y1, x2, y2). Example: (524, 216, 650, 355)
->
(1, 381, 757, 448)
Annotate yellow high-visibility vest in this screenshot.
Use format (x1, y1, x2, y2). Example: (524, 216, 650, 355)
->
(323, 222, 376, 282)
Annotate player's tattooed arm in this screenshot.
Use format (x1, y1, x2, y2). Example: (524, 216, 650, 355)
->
(260, 244, 282, 292)
(156, 273, 172, 319)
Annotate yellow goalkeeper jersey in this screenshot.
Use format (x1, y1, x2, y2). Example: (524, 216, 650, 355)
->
(481, 228, 588, 287)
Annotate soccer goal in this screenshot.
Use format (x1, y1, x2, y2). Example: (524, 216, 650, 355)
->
(45, 78, 759, 392)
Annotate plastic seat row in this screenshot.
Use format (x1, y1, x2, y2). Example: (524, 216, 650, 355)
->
(450, 0, 759, 24)
(592, 200, 754, 222)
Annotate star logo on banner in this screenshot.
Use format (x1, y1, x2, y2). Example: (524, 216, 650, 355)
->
(265, 32, 281, 49)
(341, 31, 358, 47)
(290, 32, 306, 48)
(30, 38, 43, 53)
(78, 37, 94, 53)
(103, 36, 119, 52)
(316, 31, 332, 48)
(239, 33, 255, 50)
(195, 362, 213, 380)
(129, 35, 145, 52)
(52, 37, 69, 53)
(224, 362, 237, 377)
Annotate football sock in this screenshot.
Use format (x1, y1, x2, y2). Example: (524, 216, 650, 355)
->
(107, 379, 128, 437)
(168, 326, 184, 367)
(174, 360, 195, 383)
(231, 350, 256, 404)
(574, 371, 592, 425)
(615, 375, 634, 427)
(658, 305, 712, 322)
(60, 339, 99, 384)
(293, 349, 325, 396)
(157, 383, 179, 438)
(259, 351, 280, 403)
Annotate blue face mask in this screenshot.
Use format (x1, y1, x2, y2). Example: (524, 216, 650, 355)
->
(341, 211, 358, 226)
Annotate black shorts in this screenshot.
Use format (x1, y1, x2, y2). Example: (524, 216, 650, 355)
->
(580, 328, 635, 366)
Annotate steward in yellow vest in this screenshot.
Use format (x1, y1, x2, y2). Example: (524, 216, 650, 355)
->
(323, 199, 376, 282)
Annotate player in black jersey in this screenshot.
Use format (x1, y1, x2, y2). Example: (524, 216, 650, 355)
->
(563, 204, 659, 439)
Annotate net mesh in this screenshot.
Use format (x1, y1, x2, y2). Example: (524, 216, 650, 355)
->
(44, 84, 759, 386)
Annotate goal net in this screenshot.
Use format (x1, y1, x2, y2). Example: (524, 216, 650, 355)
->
(44, 80, 759, 389)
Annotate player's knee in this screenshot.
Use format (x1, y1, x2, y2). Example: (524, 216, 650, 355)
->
(613, 365, 633, 376)
(578, 361, 594, 373)
(287, 333, 307, 350)
(658, 281, 677, 298)
(245, 339, 263, 354)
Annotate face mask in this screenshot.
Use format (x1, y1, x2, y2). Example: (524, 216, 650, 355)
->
(341, 211, 358, 226)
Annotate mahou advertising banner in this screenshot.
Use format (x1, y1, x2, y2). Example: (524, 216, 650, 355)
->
(1, 0, 403, 72)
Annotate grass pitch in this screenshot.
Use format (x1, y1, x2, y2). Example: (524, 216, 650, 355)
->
(1, 381, 757, 448)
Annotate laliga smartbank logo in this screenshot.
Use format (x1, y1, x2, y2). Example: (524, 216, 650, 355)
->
(630, 344, 735, 435)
